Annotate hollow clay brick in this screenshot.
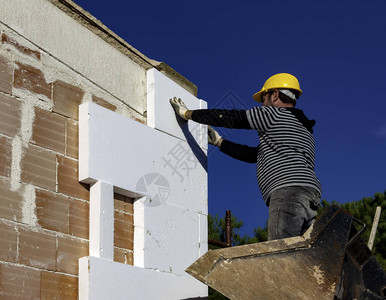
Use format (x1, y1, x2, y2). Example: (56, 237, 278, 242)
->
(114, 247, 134, 265)
(0, 220, 18, 263)
(114, 210, 134, 250)
(21, 144, 56, 191)
(0, 136, 12, 178)
(56, 235, 88, 275)
(14, 63, 51, 99)
(92, 95, 117, 112)
(124, 197, 134, 215)
(57, 156, 89, 200)
(36, 189, 69, 233)
(125, 197, 134, 215)
(66, 119, 78, 159)
(0, 93, 21, 138)
(32, 107, 65, 153)
(114, 247, 125, 264)
(114, 193, 134, 215)
(0, 263, 41, 299)
(114, 193, 125, 211)
(53, 81, 84, 120)
(0, 55, 13, 94)
(69, 199, 89, 239)
(0, 179, 23, 221)
(127, 250, 134, 265)
(40, 271, 78, 299)
(18, 227, 56, 271)
(1, 33, 41, 60)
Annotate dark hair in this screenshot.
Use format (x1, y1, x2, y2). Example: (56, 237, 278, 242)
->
(278, 89, 298, 106)
(264, 90, 275, 97)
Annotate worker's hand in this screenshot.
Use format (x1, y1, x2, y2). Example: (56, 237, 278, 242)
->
(208, 126, 222, 147)
(170, 97, 189, 121)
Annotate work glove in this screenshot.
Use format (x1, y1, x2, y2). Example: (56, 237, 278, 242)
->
(208, 126, 222, 147)
(170, 97, 189, 121)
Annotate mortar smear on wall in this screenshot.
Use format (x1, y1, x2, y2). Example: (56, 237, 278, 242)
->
(21, 184, 37, 226)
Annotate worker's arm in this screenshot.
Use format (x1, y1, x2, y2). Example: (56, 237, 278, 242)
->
(189, 109, 251, 129)
(170, 97, 251, 129)
(209, 126, 257, 163)
(220, 139, 257, 163)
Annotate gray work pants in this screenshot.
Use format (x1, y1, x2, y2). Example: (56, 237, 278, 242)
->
(267, 186, 321, 241)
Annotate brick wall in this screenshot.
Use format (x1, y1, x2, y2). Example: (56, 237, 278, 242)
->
(0, 28, 135, 298)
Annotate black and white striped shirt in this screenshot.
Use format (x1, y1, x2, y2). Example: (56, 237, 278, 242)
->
(191, 106, 322, 203)
(246, 106, 321, 202)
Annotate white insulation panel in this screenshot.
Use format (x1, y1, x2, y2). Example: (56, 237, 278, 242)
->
(79, 256, 207, 300)
(78, 69, 208, 299)
(147, 68, 208, 150)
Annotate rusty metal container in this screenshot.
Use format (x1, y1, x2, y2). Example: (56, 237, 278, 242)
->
(186, 206, 386, 300)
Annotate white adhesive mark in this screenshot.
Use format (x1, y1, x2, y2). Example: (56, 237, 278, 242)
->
(20, 101, 35, 143)
(10, 136, 23, 191)
(21, 184, 37, 226)
(28, 258, 50, 269)
(57, 253, 64, 263)
(10, 100, 38, 192)
(12, 89, 53, 110)
(312, 265, 325, 285)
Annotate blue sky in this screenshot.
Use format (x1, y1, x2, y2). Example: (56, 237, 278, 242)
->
(73, 0, 386, 235)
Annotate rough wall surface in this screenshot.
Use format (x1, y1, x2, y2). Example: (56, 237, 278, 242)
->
(0, 0, 148, 115)
(0, 0, 173, 297)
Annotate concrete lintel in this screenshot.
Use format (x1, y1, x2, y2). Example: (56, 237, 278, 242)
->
(46, 0, 198, 96)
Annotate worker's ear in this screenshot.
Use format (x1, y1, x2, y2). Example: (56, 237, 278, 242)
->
(272, 89, 280, 103)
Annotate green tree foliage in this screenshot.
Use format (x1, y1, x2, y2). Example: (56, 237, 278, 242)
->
(208, 213, 242, 248)
(208, 214, 267, 249)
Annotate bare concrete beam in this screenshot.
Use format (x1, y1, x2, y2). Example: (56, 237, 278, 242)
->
(47, 0, 198, 96)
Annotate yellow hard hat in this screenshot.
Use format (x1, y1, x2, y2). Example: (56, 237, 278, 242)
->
(253, 73, 303, 102)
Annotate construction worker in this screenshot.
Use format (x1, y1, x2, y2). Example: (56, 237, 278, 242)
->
(170, 73, 322, 241)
